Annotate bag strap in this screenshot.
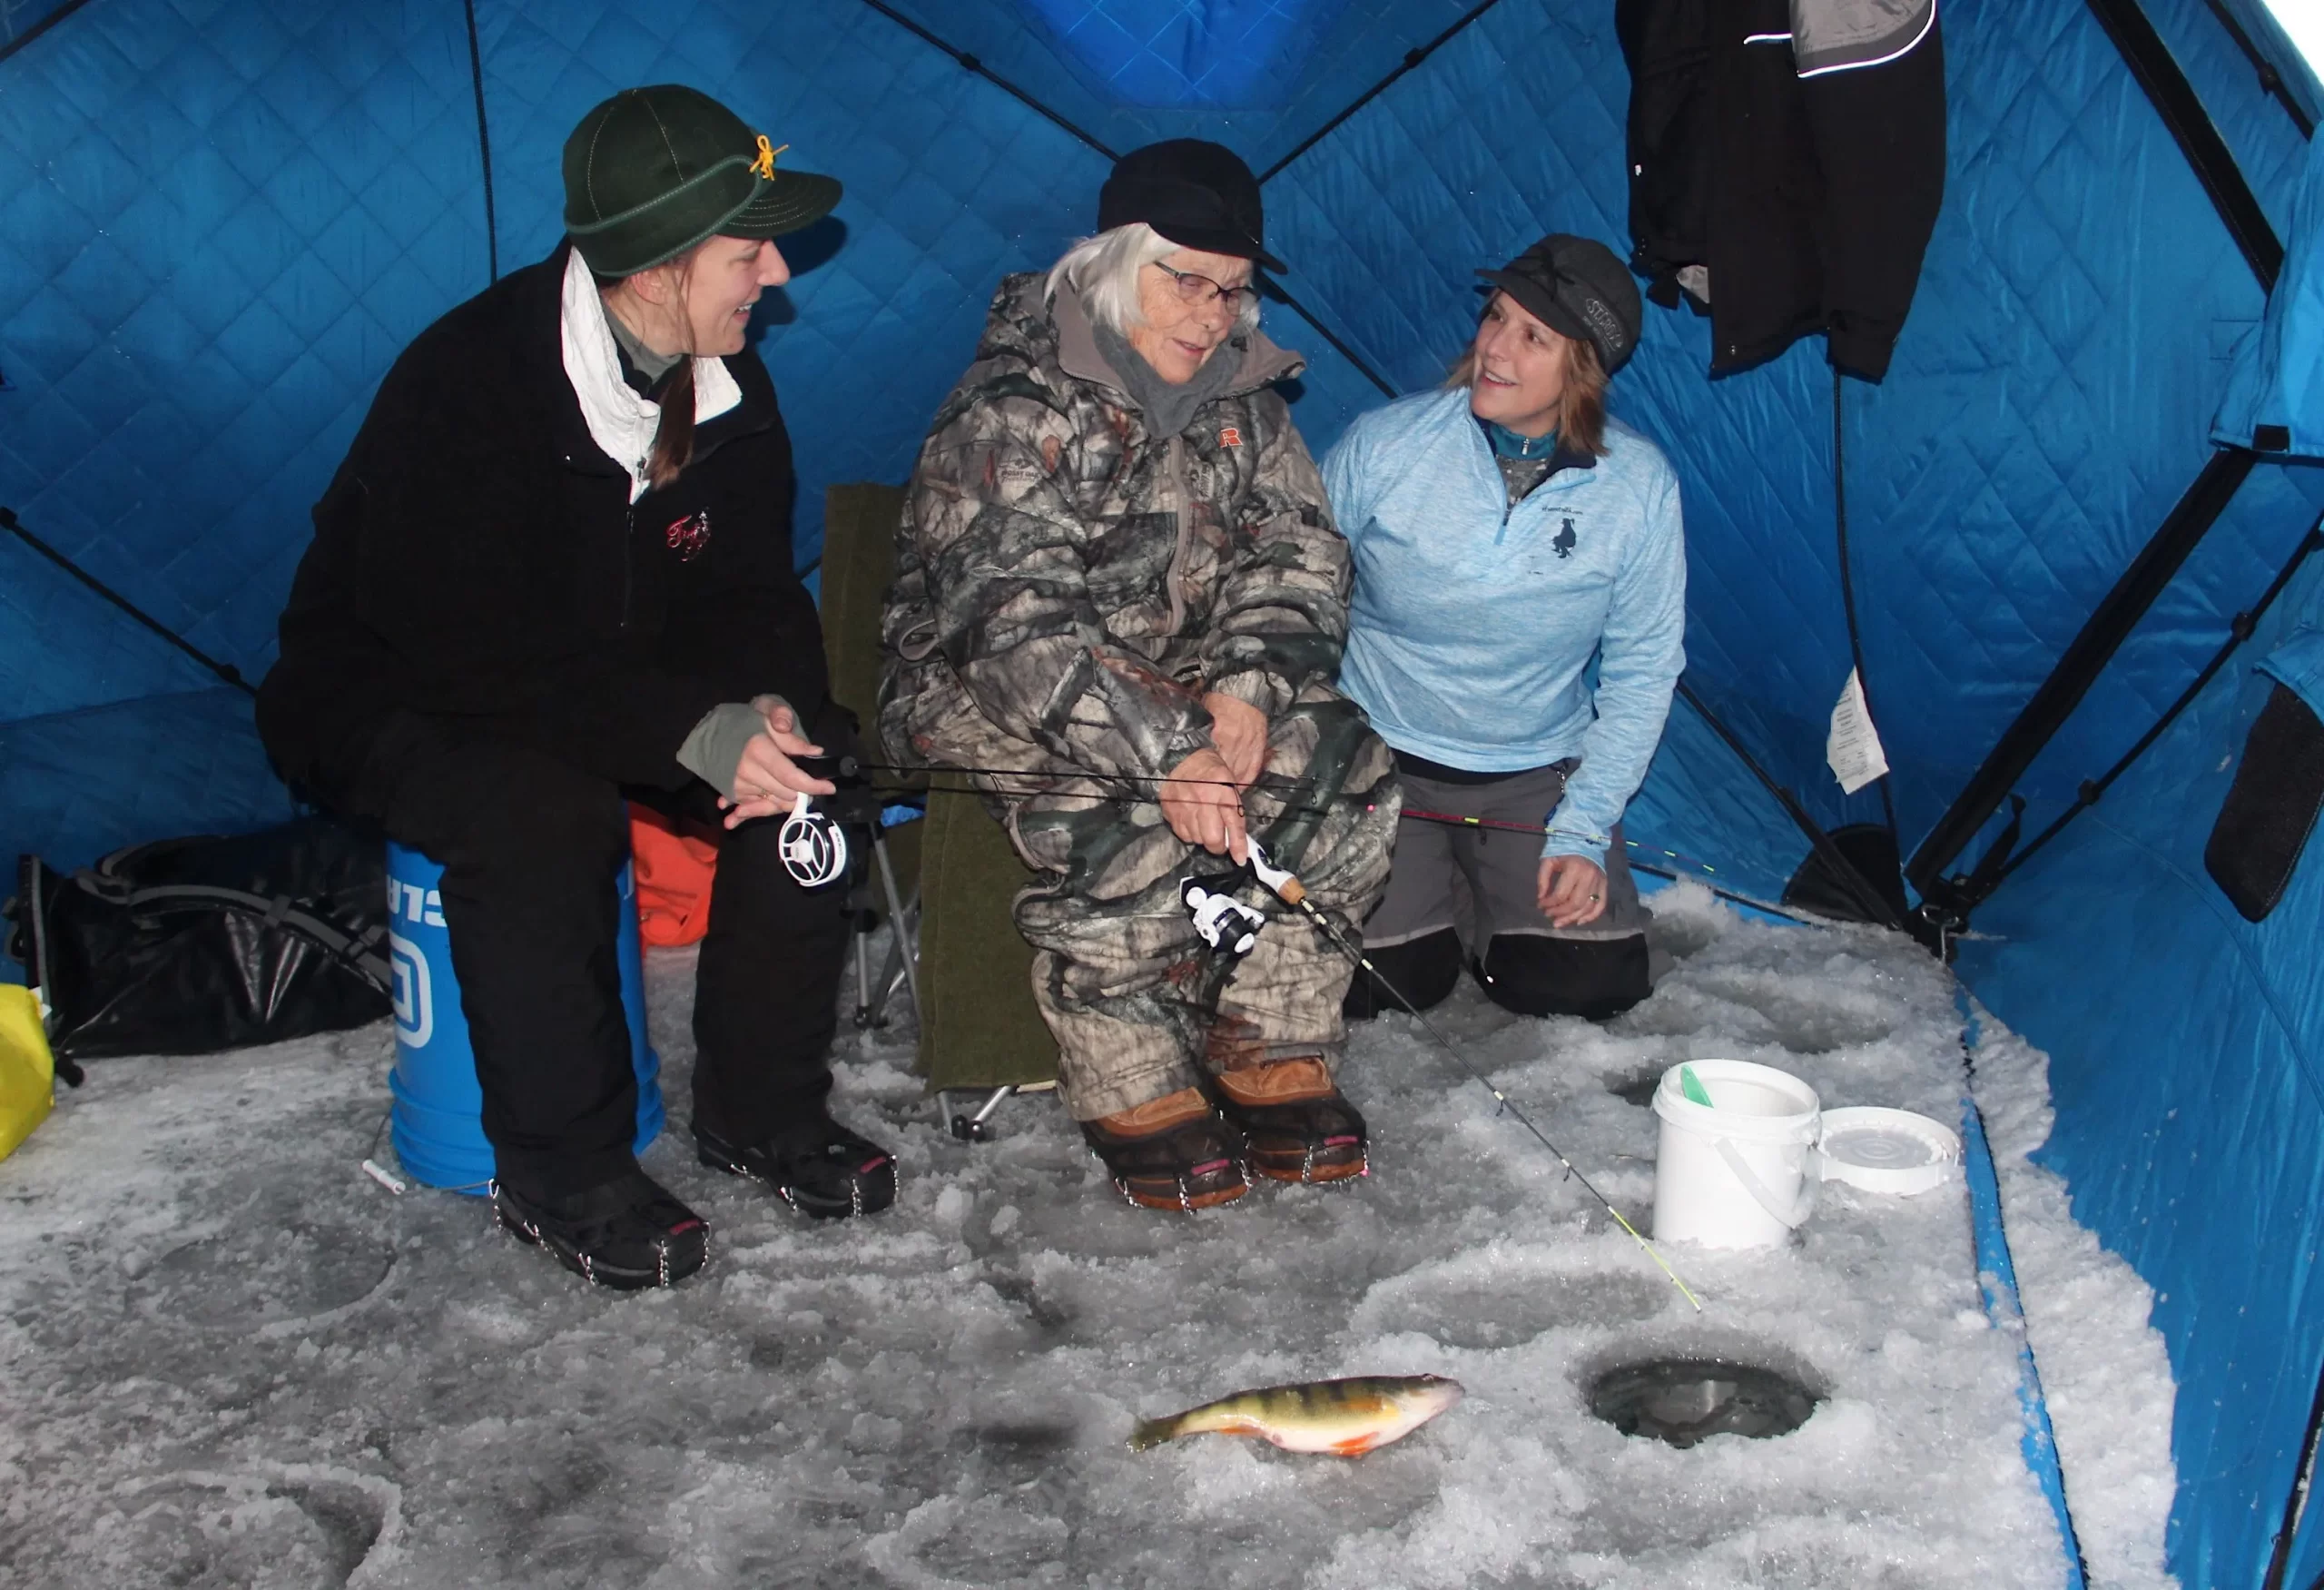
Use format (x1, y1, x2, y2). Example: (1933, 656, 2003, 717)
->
(88, 879, 392, 994)
(6, 857, 83, 1087)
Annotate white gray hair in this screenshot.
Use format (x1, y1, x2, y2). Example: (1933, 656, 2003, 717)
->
(1046, 222, 1262, 336)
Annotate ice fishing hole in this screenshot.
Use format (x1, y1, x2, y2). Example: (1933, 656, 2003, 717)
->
(133, 1221, 394, 1331)
(1586, 1358, 1819, 1447)
(1607, 1070, 1662, 1107)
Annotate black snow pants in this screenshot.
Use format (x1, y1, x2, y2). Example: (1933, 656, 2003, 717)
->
(318, 708, 852, 1196)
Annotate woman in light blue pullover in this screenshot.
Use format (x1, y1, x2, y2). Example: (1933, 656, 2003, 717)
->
(1322, 234, 1685, 1021)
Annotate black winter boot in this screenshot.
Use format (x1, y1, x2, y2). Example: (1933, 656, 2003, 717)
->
(492, 1167, 709, 1290)
(1213, 1057, 1368, 1183)
(694, 1117, 898, 1220)
(1079, 1087, 1249, 1211)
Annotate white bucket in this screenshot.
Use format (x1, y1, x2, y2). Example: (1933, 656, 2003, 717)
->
(1651, 1060, 1822, 1249)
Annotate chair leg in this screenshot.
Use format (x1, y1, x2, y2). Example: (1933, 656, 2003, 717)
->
(868, 889, 919, 1026)
(852, 915, 877, 1028)
(872, 834, 921, 1020)
(946, 1086, 1016, 1142)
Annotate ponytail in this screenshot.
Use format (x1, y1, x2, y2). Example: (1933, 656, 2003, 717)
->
(646, 358, 696, 490)
(599, 243, 705, 490)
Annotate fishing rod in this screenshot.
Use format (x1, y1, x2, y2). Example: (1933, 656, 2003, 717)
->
(778, 754, 1334, 886)
(1393, 805, 1726, 875)
(1233, 840, 1703, 1311)
(847, 757, 1315, 796)
(1386, 807, 1816, 925)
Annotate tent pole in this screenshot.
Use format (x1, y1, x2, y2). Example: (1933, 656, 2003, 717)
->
(0, 0, 96, 67)
(1905, 448, 2256, 904)
(2262, 1349, 2324, 1589)
(2084, 0, 2283, 289)
(0, 506, 253, 696)
(1676, 681, 1912, 933)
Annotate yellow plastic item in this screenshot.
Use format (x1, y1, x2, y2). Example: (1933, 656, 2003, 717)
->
(0, 984, 55, 1162)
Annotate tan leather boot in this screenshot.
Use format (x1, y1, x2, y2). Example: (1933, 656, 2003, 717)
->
(1213, 1058, 1368, 1183)
(1080, 1087, 1249, 1211)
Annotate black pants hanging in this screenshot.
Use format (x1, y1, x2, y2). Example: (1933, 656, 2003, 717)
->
(322, 709, 852, 1197)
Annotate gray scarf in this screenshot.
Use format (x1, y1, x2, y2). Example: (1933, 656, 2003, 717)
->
(1091, 318, 1246, 439)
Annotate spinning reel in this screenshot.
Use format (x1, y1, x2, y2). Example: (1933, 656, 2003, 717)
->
(778, 791, 849, 888)
(1180, 870, 1267, 957)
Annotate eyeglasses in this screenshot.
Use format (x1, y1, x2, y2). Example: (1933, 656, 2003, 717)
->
(1150, 261, 1258, 314)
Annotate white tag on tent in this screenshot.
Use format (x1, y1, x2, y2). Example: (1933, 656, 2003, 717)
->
(1827, 668, 1890, 794)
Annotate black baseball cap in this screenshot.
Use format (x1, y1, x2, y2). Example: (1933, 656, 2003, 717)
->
(1098, 139, 1284, 272)
(564, 85, 842, 277)
(1476, 234, 1642, 372)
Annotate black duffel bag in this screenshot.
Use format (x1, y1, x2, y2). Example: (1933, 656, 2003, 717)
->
(5, 817, 392, 1062)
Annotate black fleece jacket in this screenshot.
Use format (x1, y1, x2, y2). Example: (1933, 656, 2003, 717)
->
(1620, 0, 1945, 380)
(258, 243, 830, 795)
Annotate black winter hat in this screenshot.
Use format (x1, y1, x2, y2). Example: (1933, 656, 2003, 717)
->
(1098, 139, 1284, 272)
(1477, 234, 1643, 373)
(563, 84, 841, 277)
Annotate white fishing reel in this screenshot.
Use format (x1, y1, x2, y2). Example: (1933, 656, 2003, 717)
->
(1181, 874, 1266, 957)
(778, 790, 849, 888)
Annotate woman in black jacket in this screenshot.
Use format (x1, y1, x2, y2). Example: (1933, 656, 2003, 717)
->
(259, 85, 894, 1291)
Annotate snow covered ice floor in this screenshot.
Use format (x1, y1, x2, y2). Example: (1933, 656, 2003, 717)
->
(0, 882, 2177, 1589)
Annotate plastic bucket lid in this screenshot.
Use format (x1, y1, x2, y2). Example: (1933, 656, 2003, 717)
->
(1817, 1106, 1960, 1196)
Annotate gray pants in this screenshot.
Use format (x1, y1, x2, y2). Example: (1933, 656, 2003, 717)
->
(1356, 761, 1651, 1022)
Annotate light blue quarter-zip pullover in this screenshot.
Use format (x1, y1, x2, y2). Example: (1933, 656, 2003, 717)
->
(1322, 386, 1687, 862)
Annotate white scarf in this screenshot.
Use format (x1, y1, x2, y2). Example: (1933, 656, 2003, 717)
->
(558, 246, 742, 503)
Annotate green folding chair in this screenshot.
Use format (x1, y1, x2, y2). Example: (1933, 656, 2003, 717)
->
(819, 485, 1059, 1136)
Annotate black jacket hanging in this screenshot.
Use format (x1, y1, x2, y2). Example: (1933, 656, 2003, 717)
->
(1620, 0, 1946, 380)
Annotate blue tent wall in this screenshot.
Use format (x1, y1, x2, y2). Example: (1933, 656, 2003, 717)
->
(4, 0, 2322, 1580)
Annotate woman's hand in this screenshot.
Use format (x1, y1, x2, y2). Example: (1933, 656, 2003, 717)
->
(1161, 747, 1249, 862)
(719, 696, 837, 830)
(1538, 854, 1609, 928)
(1201, 692, 1270, 788)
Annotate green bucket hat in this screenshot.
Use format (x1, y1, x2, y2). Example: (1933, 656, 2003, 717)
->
(563, 84, 842, 278)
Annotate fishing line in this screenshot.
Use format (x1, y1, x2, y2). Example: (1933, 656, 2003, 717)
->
(1388, 805, 1726, 879)
(1240, 841, 1704, 1311)
(792, 755, 1341, 820)
(849, 757, 1316, 796)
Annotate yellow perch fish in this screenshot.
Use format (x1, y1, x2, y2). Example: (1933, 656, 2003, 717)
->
(1128, 1374, 1464, 1457)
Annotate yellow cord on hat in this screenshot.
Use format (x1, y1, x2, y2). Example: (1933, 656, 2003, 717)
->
(750, 136, 787, 181)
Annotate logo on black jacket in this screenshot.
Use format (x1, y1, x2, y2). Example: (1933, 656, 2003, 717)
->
(1552, 518, 1577, 558)
(666, 510, 711, 563)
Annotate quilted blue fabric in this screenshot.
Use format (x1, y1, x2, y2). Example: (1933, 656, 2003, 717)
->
(0, 683, 297, 903)
(1962, 551, 2324, 1590)
(877, 0, 1482, 168)
(0, 0, 76, 48)
(5, 1, 2324, 1576)
(0, 0, 491, 714)
(2216, 132, 2324, 454)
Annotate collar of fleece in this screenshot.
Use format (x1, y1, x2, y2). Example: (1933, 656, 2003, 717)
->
(558, 246, 741, 503)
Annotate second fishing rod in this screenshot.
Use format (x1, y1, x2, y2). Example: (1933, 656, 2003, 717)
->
(1197, 838, 1703, 1312)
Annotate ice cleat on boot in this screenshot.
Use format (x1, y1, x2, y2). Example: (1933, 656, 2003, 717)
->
(1212, 1057, 1368, 1184)
(694, 1116, 898, 1220)
(1079, 1087, 1250, 1211)
(492, 1167, 709, 1290)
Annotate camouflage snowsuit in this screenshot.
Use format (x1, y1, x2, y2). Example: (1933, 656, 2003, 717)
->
(881, 274, 1396, 1120)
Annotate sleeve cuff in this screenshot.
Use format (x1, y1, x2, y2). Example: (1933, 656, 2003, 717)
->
(1204, 667, 1290, 717)
(1541, 826, 1611, 863)
(675, 701, 766, 800)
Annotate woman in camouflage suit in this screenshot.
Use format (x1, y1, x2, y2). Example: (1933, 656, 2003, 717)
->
(881, 141, 1397, 1211)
